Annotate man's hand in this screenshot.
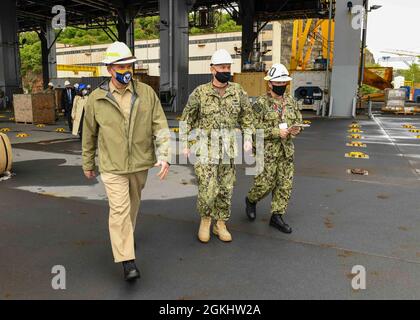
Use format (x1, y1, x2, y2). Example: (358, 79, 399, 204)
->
(183, 148, 191, 158)
(279, 128, 289, 139)
(244, 141, 252, 152)
(84, 170, 96, 179)
(288, 126, 301, 136)
(154, 160, 170, 180)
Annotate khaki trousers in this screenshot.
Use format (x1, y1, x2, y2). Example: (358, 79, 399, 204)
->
(101, 170, 148, 263)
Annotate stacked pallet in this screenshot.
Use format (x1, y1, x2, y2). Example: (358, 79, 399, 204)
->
(13, 93, 56, 124)
(382, 88, 410, 114)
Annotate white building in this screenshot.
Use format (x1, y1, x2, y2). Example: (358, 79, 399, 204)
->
(56, 22, 281, 77)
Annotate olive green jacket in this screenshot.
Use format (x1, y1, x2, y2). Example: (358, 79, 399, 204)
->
(82, 79, 170, 174)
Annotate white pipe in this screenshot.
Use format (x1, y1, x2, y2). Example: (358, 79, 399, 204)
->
(322, 0, 333, 117)
(368, 99, 373, 119)
(351, 96, 357, 118)
(328, 96, 333, 117)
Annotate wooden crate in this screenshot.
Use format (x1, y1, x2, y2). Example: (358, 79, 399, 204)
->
(135, 74, 160, 94)
(233, 72, 268, 97)
(13, 93, 56, 124)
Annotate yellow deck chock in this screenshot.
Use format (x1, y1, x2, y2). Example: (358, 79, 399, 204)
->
(36, 124, 45, 128)
(0, 128, 11, 132)
(409, 129, 420, 133)
(345, 151, 369, 159)
(348, 134, 362, 139)
(9, 117, 14, 121)
(346, 141, 367, 148)
(416, 135, 420, 139)
(349, 124, 361, 128)
(348, 128, 363, 133)
(16, 133, 29, 138)
(347, 168, 369, 175)
(176, 116, 182, 121)
(171, 128, 179, 133)
(403, 124, 415, 129)
(55, 128, 66, 132)
(303, 120, 311, 124)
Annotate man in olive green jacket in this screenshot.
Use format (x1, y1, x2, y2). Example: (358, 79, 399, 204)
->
(82, 41, 170, 282)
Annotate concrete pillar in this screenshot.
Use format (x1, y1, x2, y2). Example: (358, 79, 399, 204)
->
(272, 21, 282, 65)
(0, 0, 22, 104)
(329, 0, 363, 117)
(159, 0, 190, 112)
(239, 0, 256, 71)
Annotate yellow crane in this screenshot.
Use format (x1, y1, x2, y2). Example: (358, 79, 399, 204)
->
(290, 19, 335, 71)
(57, 64, 100, 77)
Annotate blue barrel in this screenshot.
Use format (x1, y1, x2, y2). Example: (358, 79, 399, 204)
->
(414, 88, 420, 103)
(400, 86, 411, 100)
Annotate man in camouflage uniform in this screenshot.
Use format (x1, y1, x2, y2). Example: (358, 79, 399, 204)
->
(245, 63, 303, 233)
(181, 49, 254, 243)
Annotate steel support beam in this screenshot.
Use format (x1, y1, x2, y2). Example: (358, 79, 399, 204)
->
(159, 0, 190, 112)
(116, 8, 135, 54)
(239, 0, 256, 71)
(38, 23, 58, 89)
(0, 0, 22, 105)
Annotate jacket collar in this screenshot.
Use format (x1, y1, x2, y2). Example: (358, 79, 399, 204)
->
(98, 78, 138, 100)
(207, 81, 236, 98)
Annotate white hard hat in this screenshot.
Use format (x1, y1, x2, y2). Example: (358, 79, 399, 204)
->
(74, 83, 79, 88)
(87, 84, 91, 88)
(102, 41, 137, 65)
(48, 82, 53, 87)
(64, 80, 71, 86)
(264, 63, 292, 82)
(211, 49, 233, 65)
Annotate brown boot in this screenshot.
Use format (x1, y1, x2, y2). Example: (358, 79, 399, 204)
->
(198, 217, 212, 243)
(213, 220, 232, 242)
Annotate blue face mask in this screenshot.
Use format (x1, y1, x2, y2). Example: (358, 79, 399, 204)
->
(114, 68, 133, 85)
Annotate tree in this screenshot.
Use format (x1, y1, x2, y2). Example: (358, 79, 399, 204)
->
(19, 32, 42, 76)
(398, 63, 420, 83)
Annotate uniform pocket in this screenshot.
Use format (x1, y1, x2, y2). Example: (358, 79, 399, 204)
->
(264, 111, 279, 121)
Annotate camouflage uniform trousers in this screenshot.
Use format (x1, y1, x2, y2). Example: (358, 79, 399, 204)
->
(247, 154, 294, 215)
(194, 159, 236, 221)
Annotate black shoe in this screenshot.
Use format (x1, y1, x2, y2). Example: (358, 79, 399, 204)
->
(269, 213, 292, 234)
(245, 197, 257, 221)
(122, 260, 140, 281)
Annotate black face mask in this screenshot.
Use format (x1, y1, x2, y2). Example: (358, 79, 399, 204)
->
(271, 84, 287, 96)
(215, 72, 231, 83)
